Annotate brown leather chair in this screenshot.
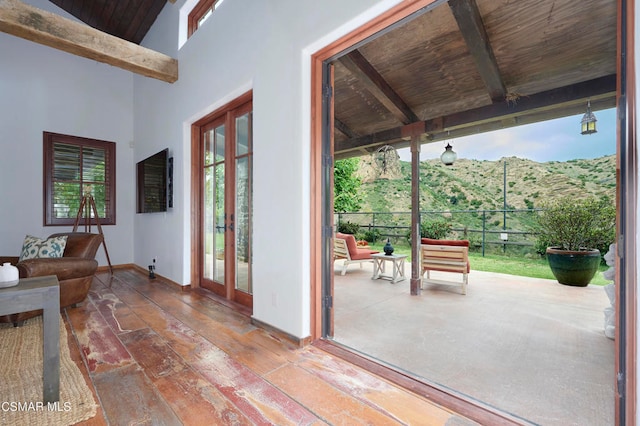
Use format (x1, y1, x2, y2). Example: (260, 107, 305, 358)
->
(0, 232, 102, 325)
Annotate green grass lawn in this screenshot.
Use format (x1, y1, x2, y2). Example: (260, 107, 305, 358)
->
(366, 243, 611, 286)
(467, 253, 610, 285)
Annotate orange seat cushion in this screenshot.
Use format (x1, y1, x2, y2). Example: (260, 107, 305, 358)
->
(337, 232, 379, 259)
(336, 232, 358, 254)
(351, 248, 379, 260)
(421, 238, 469, 247)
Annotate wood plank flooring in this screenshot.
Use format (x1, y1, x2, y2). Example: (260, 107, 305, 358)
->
(63, 268, 476, 425)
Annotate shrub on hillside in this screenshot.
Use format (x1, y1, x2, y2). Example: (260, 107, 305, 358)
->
(421, 218, 452, 239)
(337, 221, 360, 235)
(362, 228, 382, 243)
(406, 218, 452, 242)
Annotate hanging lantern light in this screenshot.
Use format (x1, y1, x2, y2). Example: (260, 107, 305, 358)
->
(580, 100, 597, 135)
(374, 145, 398, 173)
(440, 143, 457, 166)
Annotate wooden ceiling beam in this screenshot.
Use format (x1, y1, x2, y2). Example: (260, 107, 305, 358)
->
(335, 75, 616, 156)
(448, 0, 506, 102)
(0, 0, 178, 83)
(440, 75, 615, 130)
(339, 49, 419, 124)
(334, 118, 359, 139)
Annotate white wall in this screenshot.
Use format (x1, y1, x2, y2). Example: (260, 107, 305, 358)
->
(134, 0, 402, 337)
(0, 0, 404, 339)
(0, 0, 135, 267)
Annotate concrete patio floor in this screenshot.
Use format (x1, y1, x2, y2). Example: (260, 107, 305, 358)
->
(332, 261, 615, 426)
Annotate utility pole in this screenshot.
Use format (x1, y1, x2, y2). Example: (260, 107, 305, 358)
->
(410, 135, 421, 295)
(503, 160, 507, 253)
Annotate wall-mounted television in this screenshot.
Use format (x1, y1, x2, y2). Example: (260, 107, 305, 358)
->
(136, 148, 169, 213)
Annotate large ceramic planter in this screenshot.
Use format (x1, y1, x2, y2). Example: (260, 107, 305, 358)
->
(545, 247, 601, 287)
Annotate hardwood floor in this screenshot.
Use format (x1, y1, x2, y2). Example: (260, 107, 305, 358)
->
(64, 268, 475, 425)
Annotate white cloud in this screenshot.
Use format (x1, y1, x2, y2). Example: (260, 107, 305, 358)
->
(398, 108, 616, 163)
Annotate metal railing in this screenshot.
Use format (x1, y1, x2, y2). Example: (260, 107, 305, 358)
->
(335, 209, 542, 256)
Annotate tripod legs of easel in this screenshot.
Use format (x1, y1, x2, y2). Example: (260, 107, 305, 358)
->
(73, 195, 113, 274)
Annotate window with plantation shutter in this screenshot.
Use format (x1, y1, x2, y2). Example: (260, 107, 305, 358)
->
(43, 132, 116, 226)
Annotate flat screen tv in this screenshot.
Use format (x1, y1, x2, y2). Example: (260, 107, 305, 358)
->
(137, 148, 168, 213)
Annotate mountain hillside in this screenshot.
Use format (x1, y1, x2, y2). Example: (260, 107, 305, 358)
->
(348, 152, 615, 241)
(357, 153, 615, 212)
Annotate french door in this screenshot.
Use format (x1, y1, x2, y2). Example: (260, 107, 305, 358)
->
(197, 97, 253, 309)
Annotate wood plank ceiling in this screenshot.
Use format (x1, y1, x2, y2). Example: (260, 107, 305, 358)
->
(332, 0, 617, 158)
(48, 0, 168, 45)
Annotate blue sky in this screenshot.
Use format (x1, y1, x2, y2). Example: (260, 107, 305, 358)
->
(398, 108, 616, 163)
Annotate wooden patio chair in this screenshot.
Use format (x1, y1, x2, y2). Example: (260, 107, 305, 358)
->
(420, 238, 470, 295)
(334, 233, 379, 275)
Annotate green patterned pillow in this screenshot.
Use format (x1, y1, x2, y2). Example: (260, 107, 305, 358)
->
(19, 235, 68, 261)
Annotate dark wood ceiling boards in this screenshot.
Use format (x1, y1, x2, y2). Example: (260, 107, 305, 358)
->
(332, 0, 618, 159)
(48, 0, 168, 44)
(480, 0, 616, 95)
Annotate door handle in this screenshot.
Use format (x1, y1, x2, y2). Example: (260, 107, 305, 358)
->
(229, 213, 234, 232)
(217, 213, 227, 232)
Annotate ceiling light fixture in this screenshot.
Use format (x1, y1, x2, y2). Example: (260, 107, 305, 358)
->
(580, 100, 597, 135)
(440, 142, 457, 166)
(374, 145, 397, 173)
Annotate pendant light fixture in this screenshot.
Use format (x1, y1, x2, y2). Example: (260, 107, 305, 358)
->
(440, 142, 457, 166)
(374, 145, 398, 173)
(580, 100, 597, 135)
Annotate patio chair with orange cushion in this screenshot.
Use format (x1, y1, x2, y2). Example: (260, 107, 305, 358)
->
(420, 238, 470, 294)
(334, 233, 379, 275)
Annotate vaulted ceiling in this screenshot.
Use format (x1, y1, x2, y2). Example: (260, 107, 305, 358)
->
(48, 0, 169, 44)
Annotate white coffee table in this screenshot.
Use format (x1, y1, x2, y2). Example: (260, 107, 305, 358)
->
(371, 253, 407, 283)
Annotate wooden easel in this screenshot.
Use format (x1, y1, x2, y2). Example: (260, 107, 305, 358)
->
(72, 194, 113, 274)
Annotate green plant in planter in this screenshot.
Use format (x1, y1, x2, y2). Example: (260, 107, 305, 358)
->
(534, 197, 615, 286)
(535, 197, 615, 253)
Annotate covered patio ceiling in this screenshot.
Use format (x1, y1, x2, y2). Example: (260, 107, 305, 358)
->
(332, 0, 617, 159)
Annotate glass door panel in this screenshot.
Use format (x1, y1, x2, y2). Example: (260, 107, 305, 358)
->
(213, 161, 225, 283)
(235, 157, 251, 293)
(236, 113, 250, 156)
(204, 164, 214, 280)
(235, 111, 252, 294)
(203, 123, 226, 293)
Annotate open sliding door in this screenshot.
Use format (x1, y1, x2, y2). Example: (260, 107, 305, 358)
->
(311, 0, 634, 424)
(322, 64, 335, 337)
